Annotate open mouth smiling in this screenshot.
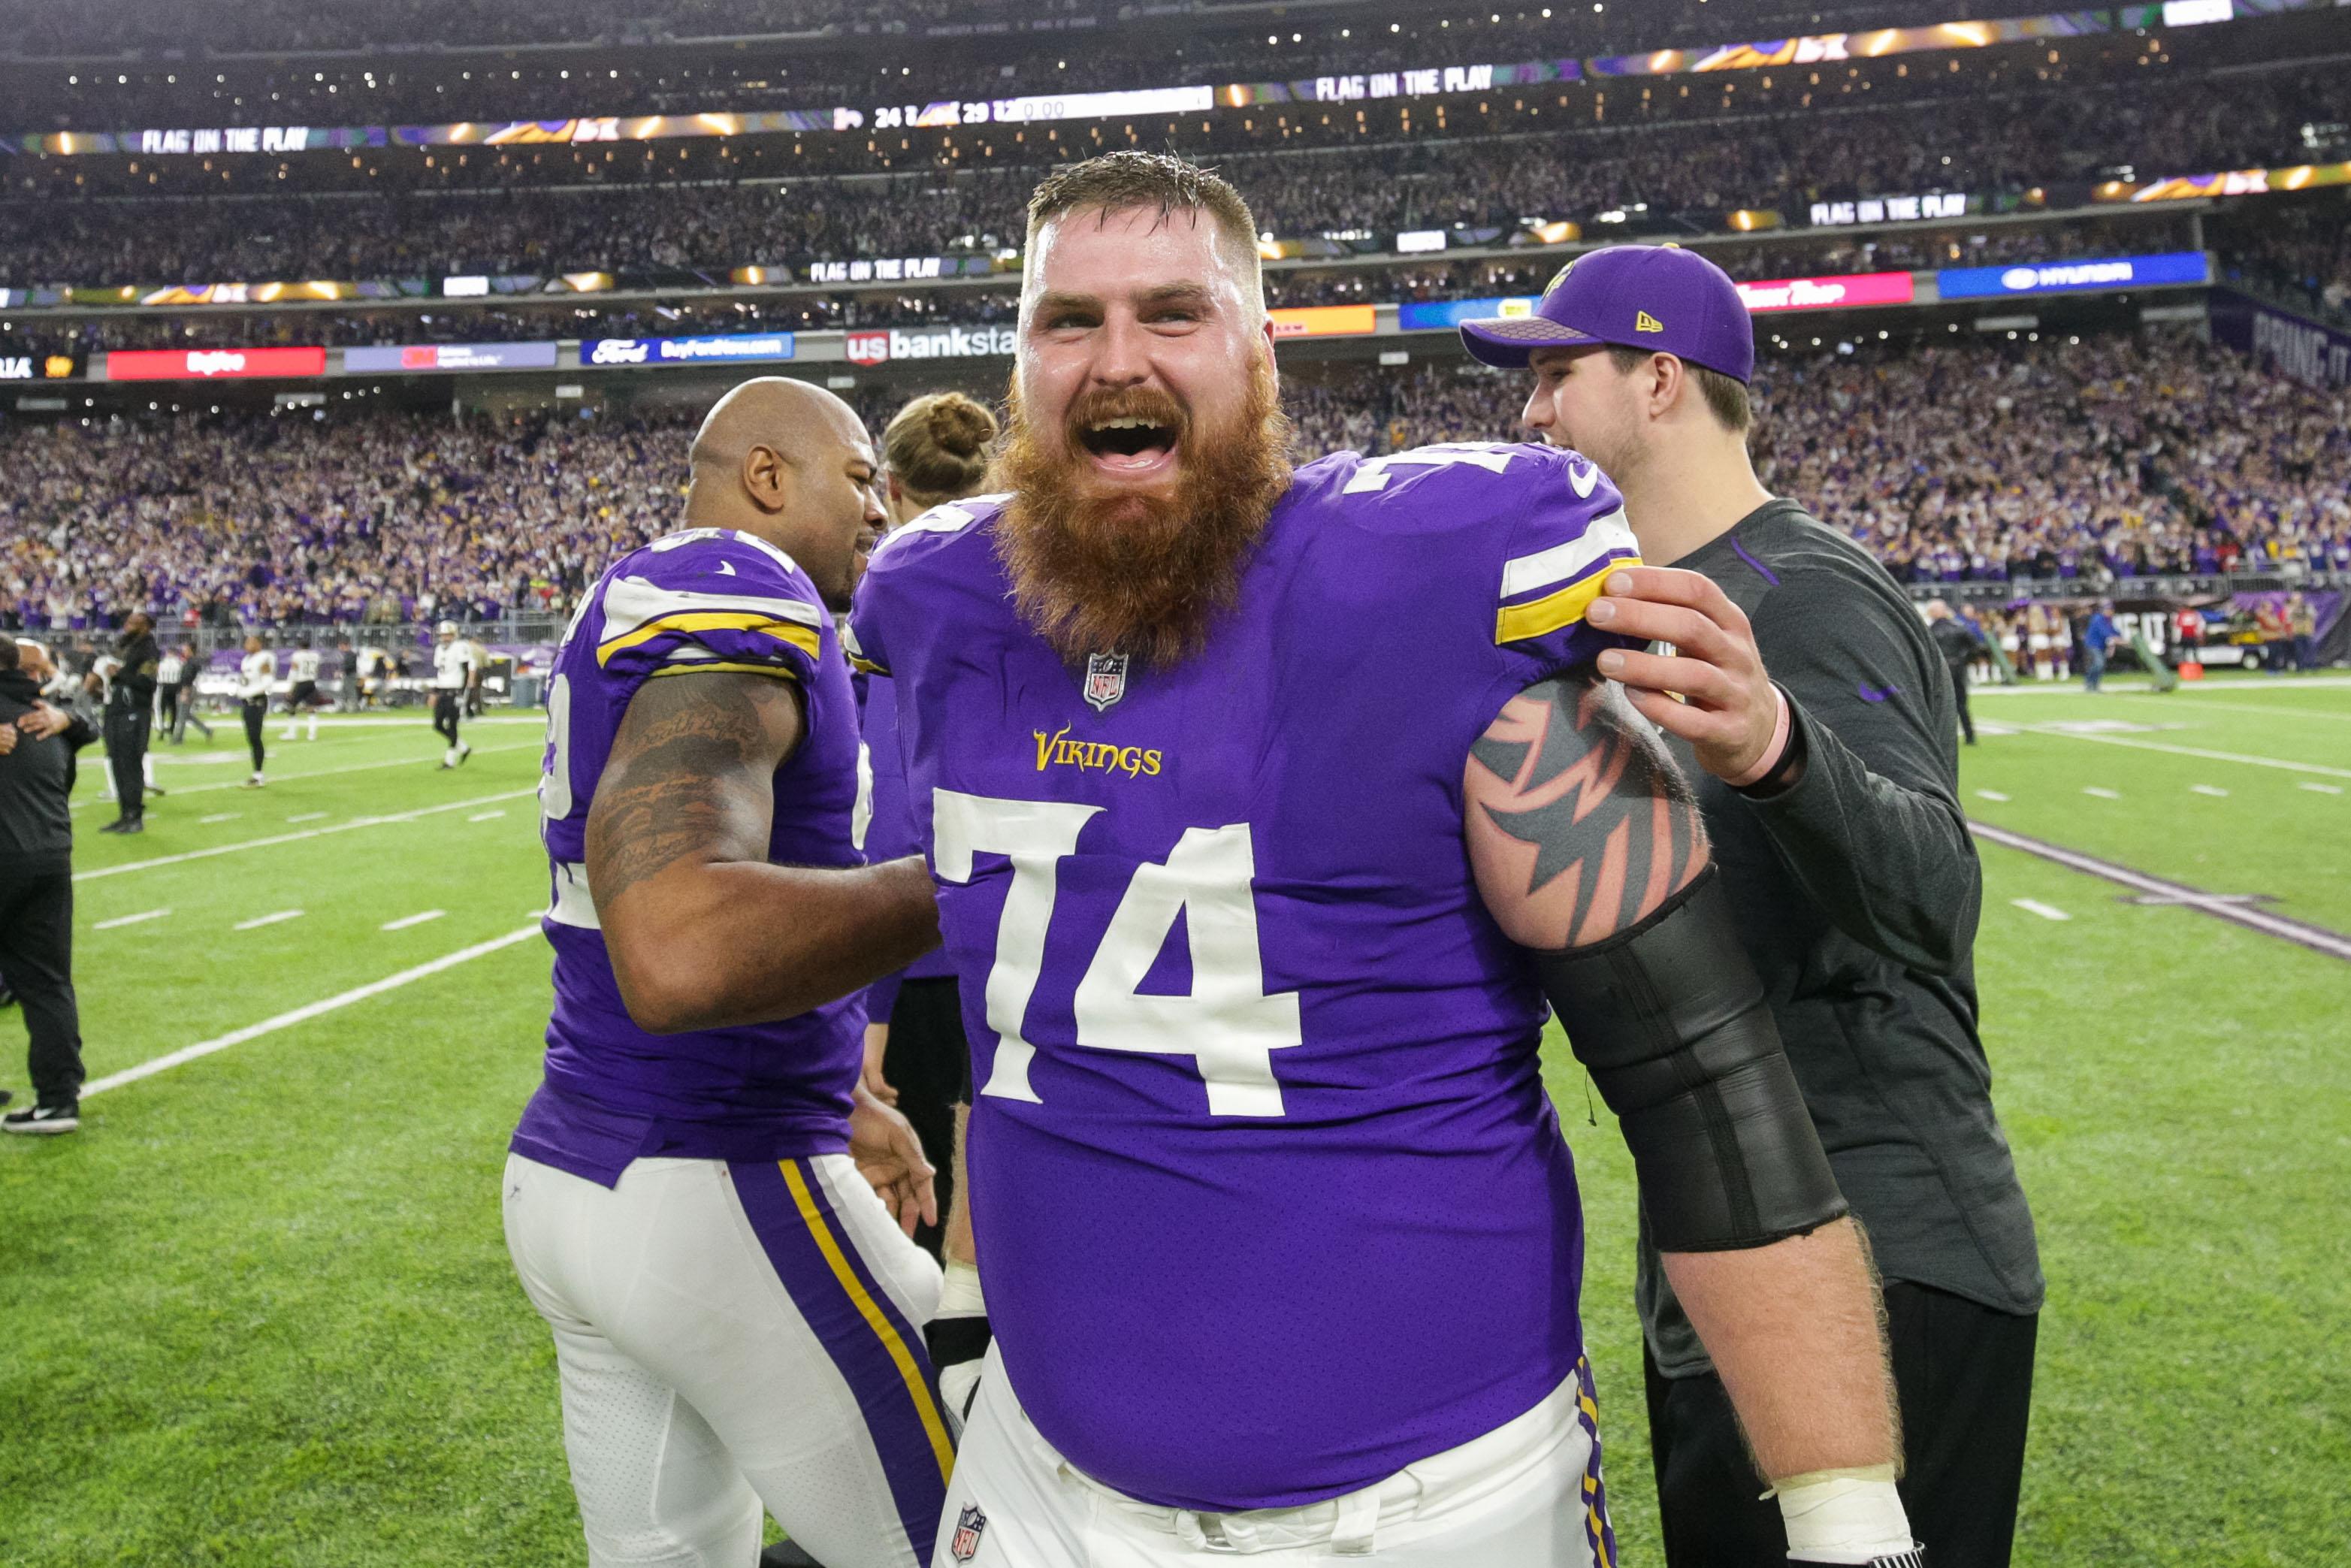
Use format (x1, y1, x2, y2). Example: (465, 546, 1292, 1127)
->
(1077, 414, 1181, 476)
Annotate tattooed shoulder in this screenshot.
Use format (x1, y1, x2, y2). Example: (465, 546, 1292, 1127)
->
(1464, 673, 1709, 950)
(586, 669, 805, 909)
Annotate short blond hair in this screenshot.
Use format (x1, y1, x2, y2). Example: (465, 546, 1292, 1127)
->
(1025, 152, 1265, 315)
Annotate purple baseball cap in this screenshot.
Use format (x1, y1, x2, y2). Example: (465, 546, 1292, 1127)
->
(1459, 244, 1755, 383)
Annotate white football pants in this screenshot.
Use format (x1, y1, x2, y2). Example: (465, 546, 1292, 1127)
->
(935, 1344, 1615, 1567)
(504, 1153, 952, 1568)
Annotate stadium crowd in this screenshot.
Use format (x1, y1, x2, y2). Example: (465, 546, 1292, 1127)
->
(0, 0, 1960, 71)
(1286, 334, 2351, 584)
(2, 66, 2340, 289)
(0, 213, 2221, 366)
(5, 330, 2346, 634)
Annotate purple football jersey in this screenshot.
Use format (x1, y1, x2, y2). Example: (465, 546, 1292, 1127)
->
(857, 670, 956, 1011)
(848, 444, 1641, 1511)
(512, 527, 867, 1187)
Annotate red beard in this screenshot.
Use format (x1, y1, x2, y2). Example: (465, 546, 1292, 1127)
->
(992, 361, 1292, 669)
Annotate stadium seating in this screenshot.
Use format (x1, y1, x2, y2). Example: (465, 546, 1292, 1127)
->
(5, 331, 2345, 635)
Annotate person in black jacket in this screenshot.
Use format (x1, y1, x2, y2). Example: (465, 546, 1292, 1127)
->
(1925, 600, 1986, 746)
(0, 636, 97, 1134)
(100, 611, 162, 835)
(1466, 247, 2038, 1568)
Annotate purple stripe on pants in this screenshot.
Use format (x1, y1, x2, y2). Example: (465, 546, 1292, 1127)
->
(730, 1157, 950, 1563)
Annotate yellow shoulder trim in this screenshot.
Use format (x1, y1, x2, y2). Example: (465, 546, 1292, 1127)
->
(598, 612, 821, 666)
(642, 660, 802, 682)
(1495, 557, 1639, 645)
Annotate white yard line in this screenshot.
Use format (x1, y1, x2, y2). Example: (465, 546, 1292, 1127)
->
(2120, 694, 2351, 724)
(232, 909, 305, 931)
(1974, 790, 2011, 802)
(380, 909, 446, 932)
(286, 811, 328, 823)
(2011, 899, 2071, 922)
(467, 809, 509, 822)
(2301, 782, 2345, 796)
(1971, 822, 2351, 962)
(93, 908, 171, 931)
(74, 787, 536, 883)
(2082, 787, 2121, 799)
(198, 812, 242, 824)
(2020, 728, 2351, 779)
(80, 924, 543, 1099)
(2189, 784, 2230, 798)
(70, 740, 539, 810)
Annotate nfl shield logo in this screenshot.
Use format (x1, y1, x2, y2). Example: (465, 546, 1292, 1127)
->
(1083, 651, 1129, 713)
(950, 1503, 987, 1563)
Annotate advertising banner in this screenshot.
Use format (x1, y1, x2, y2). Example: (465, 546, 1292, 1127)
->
(343, 343, 560, 373)
(2099, 160, 2351, 204)
(1736, 270, 1916, 313)
(107, 346, 328, 381)
(1398, 296, 1541, 331)
(1586, 12, 2110, 77)
(1268, 305, 1378, 339)
(2210, 291, 2351, 390)
(583, 334, 797, 367)
(1937, 251, 2208, 298)
(0, 356, 33, 380)
(844, 325, 1020, 366)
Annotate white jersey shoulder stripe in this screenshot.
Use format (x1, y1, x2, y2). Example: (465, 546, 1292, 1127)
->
(870, 493, 1008, 562)
(600, 574, 824, 643)
(643, 527, 803, 578)
(1500, 508, 1635, 600)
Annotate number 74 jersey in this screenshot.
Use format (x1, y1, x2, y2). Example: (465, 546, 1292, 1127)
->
(848, 444, 1642, 1515)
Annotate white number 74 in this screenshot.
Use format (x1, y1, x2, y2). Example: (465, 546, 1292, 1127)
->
(931, 790, 1302, 1118)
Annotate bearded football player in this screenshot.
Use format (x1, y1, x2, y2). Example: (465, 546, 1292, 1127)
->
(849, 153, 1924, 1567)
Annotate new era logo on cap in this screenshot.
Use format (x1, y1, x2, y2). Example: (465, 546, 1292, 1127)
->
(1636, 310, 1665, 333)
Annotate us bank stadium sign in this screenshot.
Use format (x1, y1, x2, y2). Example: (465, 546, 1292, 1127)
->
(845, 325, 1018, 366)
(584, 334, 797, 367)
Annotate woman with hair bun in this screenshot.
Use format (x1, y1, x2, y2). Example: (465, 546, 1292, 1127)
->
(878, 391, 999, 525)
(858, 389, 998, 1276)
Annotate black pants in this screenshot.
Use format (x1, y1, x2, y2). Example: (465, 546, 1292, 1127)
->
(0, 868, 84, 1107)
(242, 699, 267, 772)
(884, 976, 971, 1263)
(434, 690, 463, 746)
(104, 711, 150, 822)
(1947, 663, 1975, 744)
(1645, 1281, 2037, 1568)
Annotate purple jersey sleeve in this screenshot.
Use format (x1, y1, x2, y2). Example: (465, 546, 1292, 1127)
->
(845, 492, 1006, 681)
(1485, 443, 1644, 686)
(595, 528, 829, 689)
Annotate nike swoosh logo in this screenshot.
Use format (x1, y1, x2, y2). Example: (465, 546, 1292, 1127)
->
(1859, 682, 1901, 703)
(1568, 463, 1600, 499)
(717, 560, 737, 576)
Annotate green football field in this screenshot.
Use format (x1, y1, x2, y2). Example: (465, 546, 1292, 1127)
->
(2, 677, 2345, 1566)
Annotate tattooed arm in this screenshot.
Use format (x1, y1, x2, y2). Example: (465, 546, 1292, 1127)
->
(587, 669, 938, 1034)
(1464, 673, 1707, 947)
(1466, 675, 1905, 1507)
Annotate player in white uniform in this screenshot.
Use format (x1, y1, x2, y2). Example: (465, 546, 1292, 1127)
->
(280, 648, 325, 742)
(237, 636, 275, 787)
(431, 621, 473, 769)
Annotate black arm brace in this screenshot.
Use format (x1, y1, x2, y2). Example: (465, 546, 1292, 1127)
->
(1531, 866, 1848, 1252)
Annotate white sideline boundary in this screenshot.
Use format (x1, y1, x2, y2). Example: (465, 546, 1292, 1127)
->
(71, 740, 539, 810)
(80, 923, 543, 1099)
(74, 787, 537, 882)
(2021, 728, 2351, 779)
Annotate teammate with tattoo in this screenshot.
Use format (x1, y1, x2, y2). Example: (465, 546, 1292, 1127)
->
(851, 153, 1916, 1567)
(504, 378, 956, 1568)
